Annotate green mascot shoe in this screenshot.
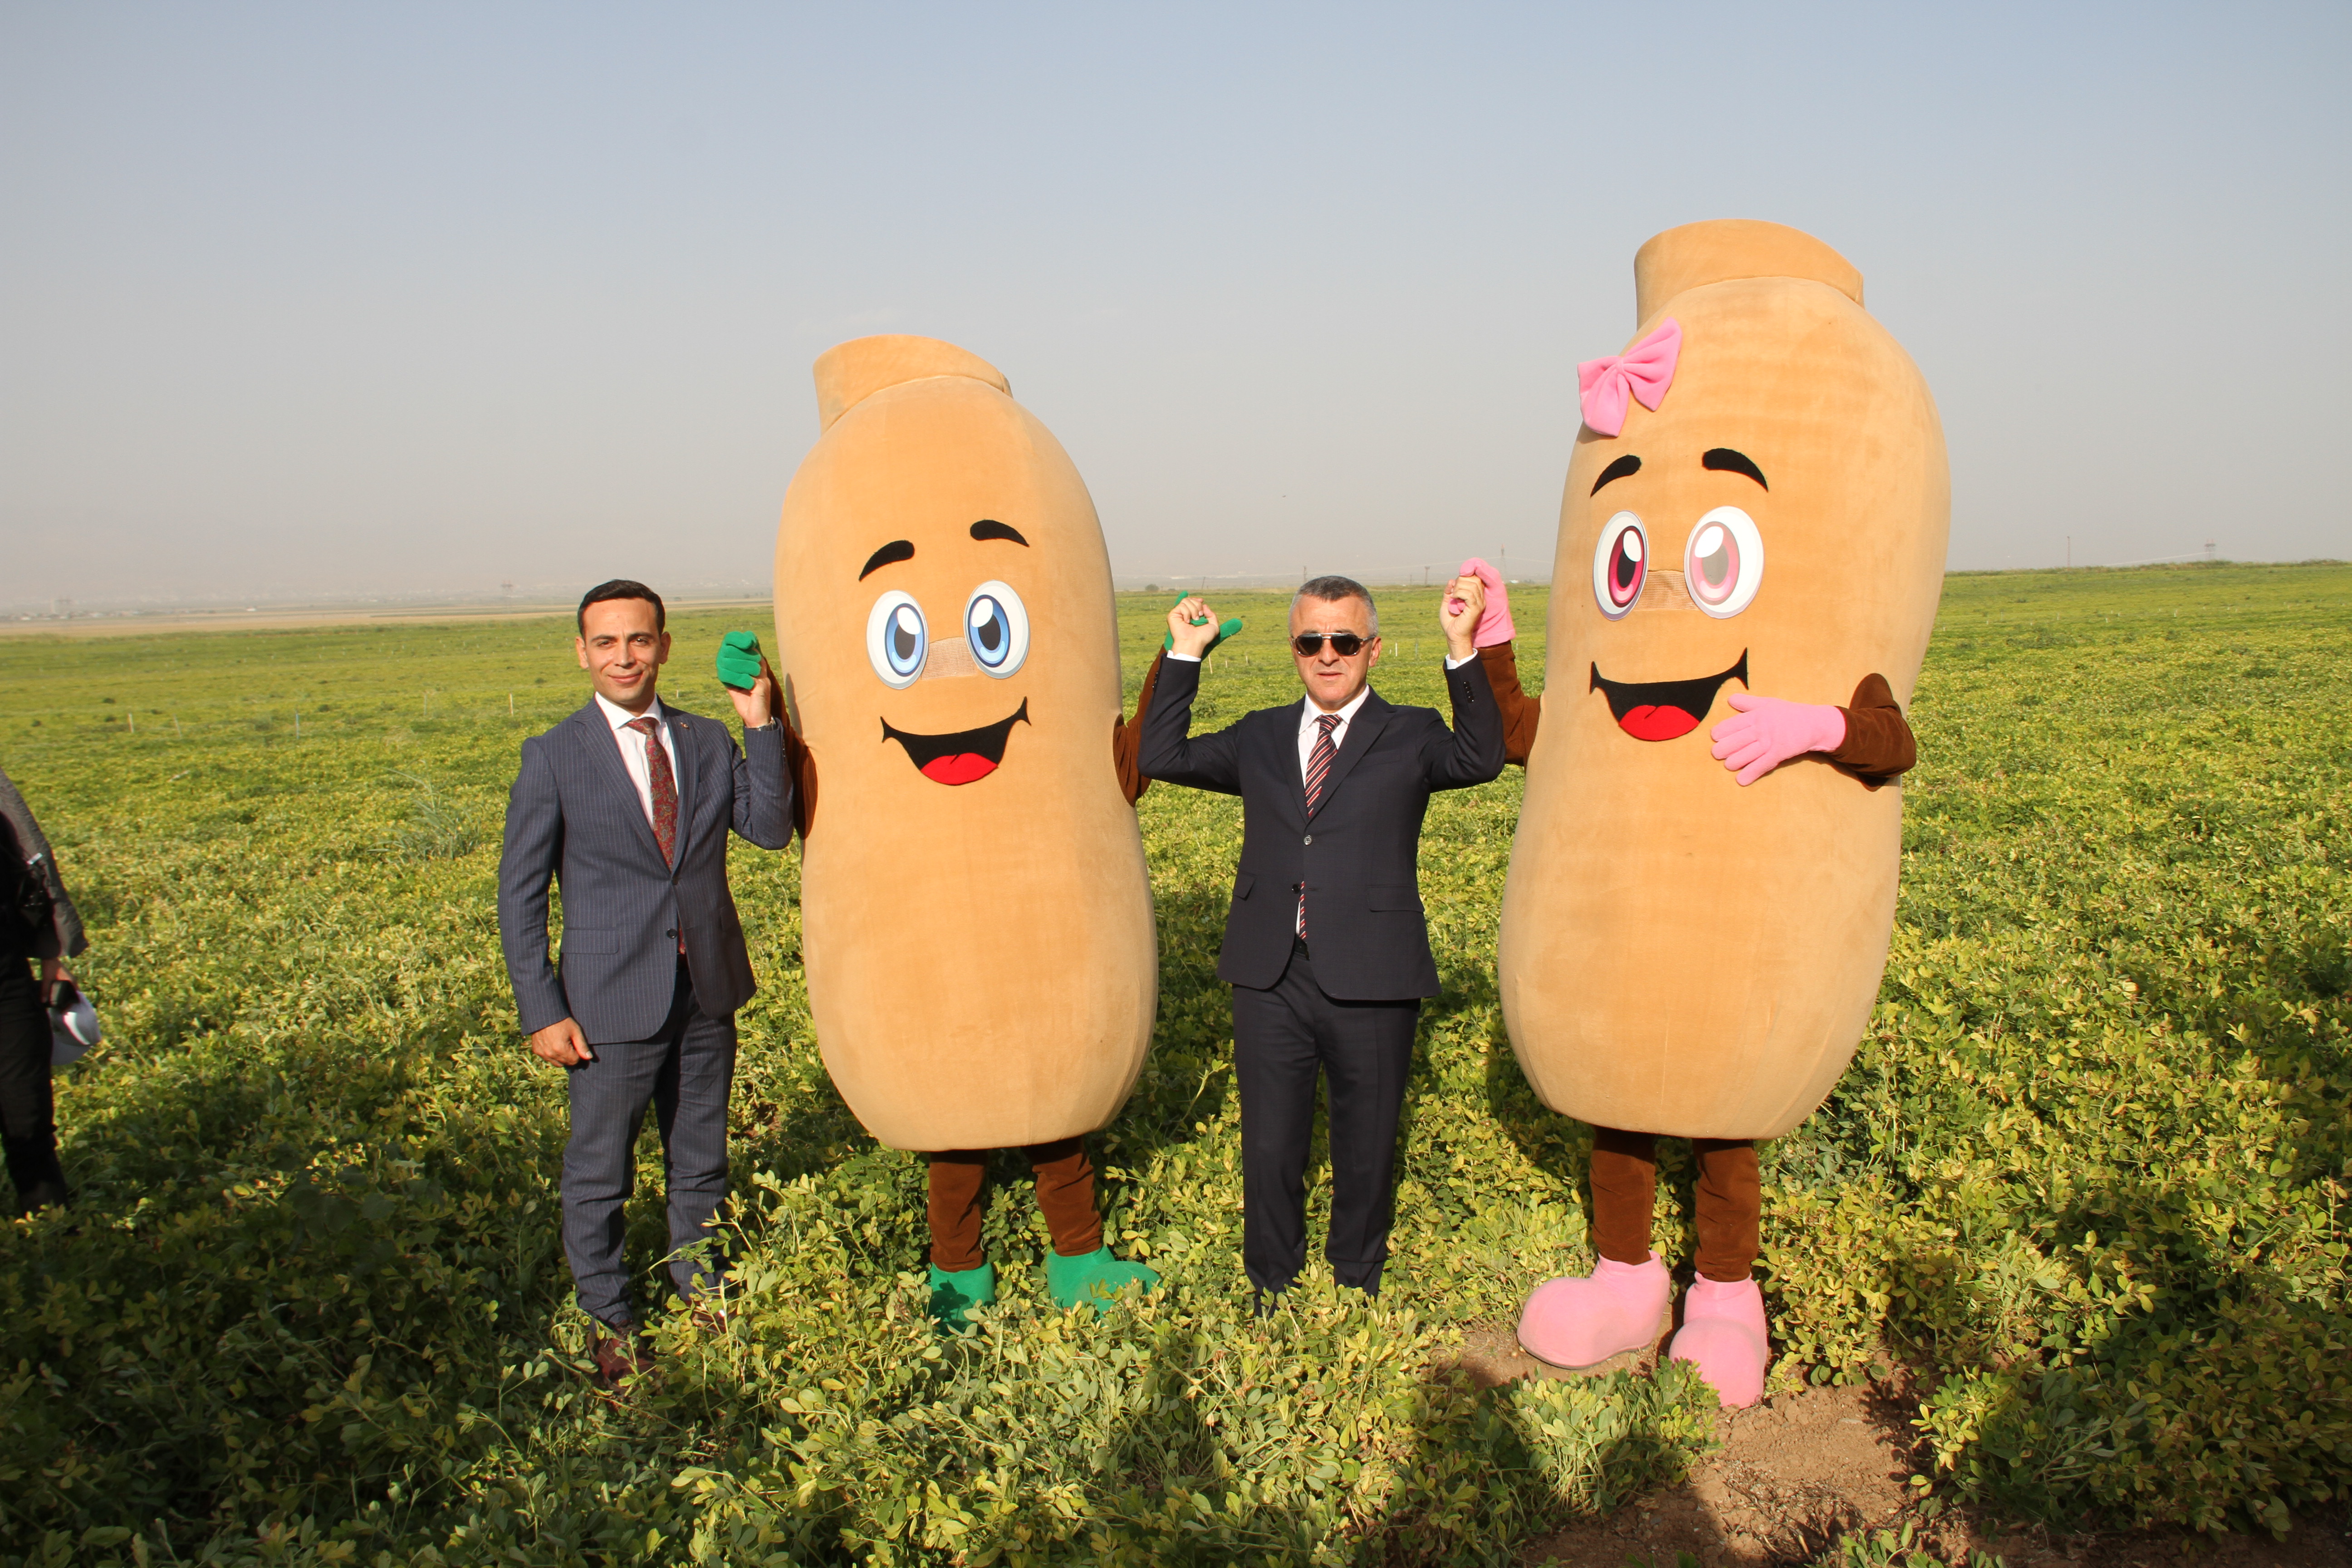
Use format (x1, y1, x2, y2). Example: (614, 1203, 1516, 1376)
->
(927, 1261, 996, 1331)
(1045, 1246, 1161, 1311)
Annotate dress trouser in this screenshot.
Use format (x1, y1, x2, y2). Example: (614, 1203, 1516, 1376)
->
(926, 1139, 1102, 1271)
(1231, 940, 1420, 1296)
(561, 959, 736, 1328)
(0, 954, 69, 1214)
(1588, 1126, 1760, 1283)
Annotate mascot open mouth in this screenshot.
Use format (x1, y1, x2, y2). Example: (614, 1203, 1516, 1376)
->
(882, 701, 1030, 784)
(1589, 653, 1748, 741)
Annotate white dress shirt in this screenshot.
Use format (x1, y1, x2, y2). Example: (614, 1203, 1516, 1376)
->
(594, 692, 681, 832)
(1295, 684, 1373, 779)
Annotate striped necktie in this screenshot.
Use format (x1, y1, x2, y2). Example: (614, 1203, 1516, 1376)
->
(1298, 712, 1341, 938)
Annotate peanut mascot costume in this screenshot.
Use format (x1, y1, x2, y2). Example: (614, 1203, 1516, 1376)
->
(770, 336, 1168, 1326)
(1470, 221, 1947, 1405)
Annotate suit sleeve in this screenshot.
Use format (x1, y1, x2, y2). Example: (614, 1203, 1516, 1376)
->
(730, 720, 794, 849)
(1110, 649, 1168, 805)
(1422, 654, 1507, 789)
(1476, 642, 1543, 767)
(1136, 656, 1245, 795)
(1828, 673, 1916, 788)
(497, 737, 572, 1036)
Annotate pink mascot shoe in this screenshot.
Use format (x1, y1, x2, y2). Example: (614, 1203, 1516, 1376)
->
(1667, 1275, 1769, 1407)
(1517, 1252, 1671, 1369)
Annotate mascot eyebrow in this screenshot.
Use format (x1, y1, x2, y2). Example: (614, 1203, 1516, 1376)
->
(1701, 448, 1769, 490)
(1592, 455, 1642, 495)
(859, 540, 916, 580)
(859, 522, 1028, 580)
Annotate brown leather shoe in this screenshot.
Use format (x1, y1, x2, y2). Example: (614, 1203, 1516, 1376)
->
(586, 1324, 654, 1393)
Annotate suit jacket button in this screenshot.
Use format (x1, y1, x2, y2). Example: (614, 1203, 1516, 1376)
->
(666, 928, 677, 939)
(1303, 834, 1312, 845)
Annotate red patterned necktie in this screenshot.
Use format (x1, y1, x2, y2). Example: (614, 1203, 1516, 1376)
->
(1298, 712, 1341, 938)
(626, 715, 678, 866)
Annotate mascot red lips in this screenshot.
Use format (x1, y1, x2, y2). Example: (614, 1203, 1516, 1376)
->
(883, 703, 1031, 784)
(1588, 653, 1749, 740)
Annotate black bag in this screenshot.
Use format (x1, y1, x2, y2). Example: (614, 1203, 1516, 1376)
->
(0, 819, 49, 937)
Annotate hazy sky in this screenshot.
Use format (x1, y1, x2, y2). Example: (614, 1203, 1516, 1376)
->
(4, 2, 2346, 606)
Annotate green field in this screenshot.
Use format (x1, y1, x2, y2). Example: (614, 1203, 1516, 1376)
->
(2, 564, 2347, 1566)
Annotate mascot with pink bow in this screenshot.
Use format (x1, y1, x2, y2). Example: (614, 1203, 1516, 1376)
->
(1460, 219, 1948, 1405)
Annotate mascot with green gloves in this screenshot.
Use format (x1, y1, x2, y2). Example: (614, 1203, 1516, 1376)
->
(748, 335, 1241, 1327)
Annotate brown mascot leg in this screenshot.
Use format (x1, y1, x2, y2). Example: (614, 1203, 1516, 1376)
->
(1690, 1139, 1761, 1282)
(1024, 1137, 1104, 1257)
(1588, 1126, 1659, 1265)
(926, 1151, 990, 1272)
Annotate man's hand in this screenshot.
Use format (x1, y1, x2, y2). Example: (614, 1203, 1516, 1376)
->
(1167, 596, 1220, 658)
(529, 1017, 596, 1067)
(39, 959, 70, 1007)
(1440, 575, 1486, 660)
(727, 657, 780, 729)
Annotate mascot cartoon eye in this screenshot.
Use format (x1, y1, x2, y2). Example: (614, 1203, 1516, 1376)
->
(865, 590, 929, 687)
(1590, 511, 1648, 619)
(1683, 507, 1764, 618)
(962, 580, 1030, 677)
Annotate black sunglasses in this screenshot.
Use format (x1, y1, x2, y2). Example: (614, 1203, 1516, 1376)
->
(1292, 632, 1368, 657)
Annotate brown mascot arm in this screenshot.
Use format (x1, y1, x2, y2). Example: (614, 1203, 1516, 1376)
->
(779, 712, 818, 838)
(1828, 673, 1916, 788)
(1477, 642, 1543, 766)
(1110, 648, 1168, 806)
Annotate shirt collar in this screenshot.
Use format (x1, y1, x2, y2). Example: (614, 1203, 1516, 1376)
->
(594, 692, 666, 733)
(1302, 684, 1372, 732)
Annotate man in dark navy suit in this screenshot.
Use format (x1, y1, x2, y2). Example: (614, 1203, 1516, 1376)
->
(498, 579, 793, 1387)
(1142, 573, 1503, 1303)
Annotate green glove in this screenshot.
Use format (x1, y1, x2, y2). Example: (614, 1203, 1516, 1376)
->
(1162, 595, 1244, 655)
(715, 631, 765, 691)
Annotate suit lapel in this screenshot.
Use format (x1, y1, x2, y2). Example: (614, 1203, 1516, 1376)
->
(666, 707, 699, 862)
(1309, 691, 1392, 821)
(1275, 700, 1308, 827)
(573, 704, 666, 862)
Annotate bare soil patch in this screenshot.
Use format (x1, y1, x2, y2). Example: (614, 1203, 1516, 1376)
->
(1441, 1323, 2352, 1568)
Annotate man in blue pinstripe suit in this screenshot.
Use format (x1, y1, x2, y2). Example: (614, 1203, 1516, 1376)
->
(498, 579, 794, 1387)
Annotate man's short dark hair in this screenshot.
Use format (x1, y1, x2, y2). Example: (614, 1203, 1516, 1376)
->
(1294, 574, 1378, 636)
(578, 579, 665, 634)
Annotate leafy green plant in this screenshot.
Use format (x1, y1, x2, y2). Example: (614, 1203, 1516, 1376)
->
(383, 770, 489, 861)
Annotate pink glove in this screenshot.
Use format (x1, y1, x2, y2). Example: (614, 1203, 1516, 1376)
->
(1708, 692, 1846, 786)
(1451, 557, 1517, 647)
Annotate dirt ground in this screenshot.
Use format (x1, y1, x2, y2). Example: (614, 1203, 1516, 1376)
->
(1441, 1322, 2352, 1568)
